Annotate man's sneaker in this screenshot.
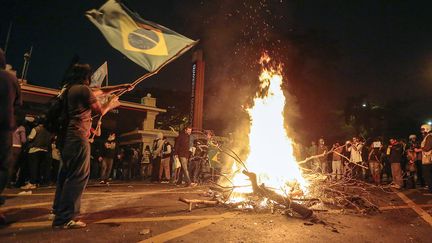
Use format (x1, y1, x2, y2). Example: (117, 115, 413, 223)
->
(186, 183, 197, 187)
(53, 220, 86, 229)
(99, 180, 106, 184)
(20, 183, 36, 190)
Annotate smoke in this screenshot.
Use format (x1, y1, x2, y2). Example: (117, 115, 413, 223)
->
(180, 1, 297, 128)
(174, 1, 343, 146)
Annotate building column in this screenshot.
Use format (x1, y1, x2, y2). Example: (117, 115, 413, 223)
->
(141, 94, 159, 130)
(191, 50, 205, 130)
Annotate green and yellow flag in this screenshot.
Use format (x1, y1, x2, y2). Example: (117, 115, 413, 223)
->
(86, 0, 197, 72)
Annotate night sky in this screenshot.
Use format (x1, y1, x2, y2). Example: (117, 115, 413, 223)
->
(1, 0, 432, 142)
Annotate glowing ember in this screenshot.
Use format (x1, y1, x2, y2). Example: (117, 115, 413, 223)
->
(229, 53, 308, 202)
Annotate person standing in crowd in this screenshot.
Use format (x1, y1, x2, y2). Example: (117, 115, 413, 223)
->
(399, 138, 409, 187)
(360, 137, 370, 180)
(388, 137, 404, 189)
(206, 131, 221, 181)
(192, 139, 211, 183)
(348, 137, 364, 180)
(52, 63, 131, 229)
(112, 148, 124, 180)
(381, 140, 392, 183)
(368, 141, 384, 185)
(317, 138, 328, 174)
(121, 146, 135, 180)
(417, 124, 432, 194)
(159, 137, 171, 182)
(331, 142, 343, 180)
(141, 145, 151, 179)
(174, 125, 195, 187)
(342, 140, 352, 178)
(132, 147, 140, 179)
(308, 141, 318, 170)
(0, 48, 22, 223)
(99, 132, 116, 184)
(405, 145, 417, 189)
(22, 121, 51, 189)
(408, 134, 425, 188)
(8, 120, 26, 186)
(89, 143, 102, 179)
(189, 140, 202, 183)
(151, 132, 164, 182)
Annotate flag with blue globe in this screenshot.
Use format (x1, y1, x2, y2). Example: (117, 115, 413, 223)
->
(86, 0, 197, 72)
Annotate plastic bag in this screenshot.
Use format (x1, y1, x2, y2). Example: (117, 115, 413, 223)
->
(174, 155, 181, 169)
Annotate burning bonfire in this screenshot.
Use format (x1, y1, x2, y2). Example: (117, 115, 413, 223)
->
(214, 53, 312, 218)
(229, 53, 308, 202)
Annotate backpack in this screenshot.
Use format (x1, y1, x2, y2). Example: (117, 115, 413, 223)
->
(44, 88, 69, 147)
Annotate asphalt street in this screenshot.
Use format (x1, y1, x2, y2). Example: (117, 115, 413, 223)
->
(0, 181, 431, 243)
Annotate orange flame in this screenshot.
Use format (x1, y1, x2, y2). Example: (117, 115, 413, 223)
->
(229, 53, 308, 202)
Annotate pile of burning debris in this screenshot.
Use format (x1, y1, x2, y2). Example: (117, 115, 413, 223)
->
(179, 167, 381, 219)
(177, 143, 385, 220)
(181, 169, 312, 217)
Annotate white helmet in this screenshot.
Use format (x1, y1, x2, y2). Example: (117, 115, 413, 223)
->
(408, 134, 417, 140)
(421, 124, 431, 133)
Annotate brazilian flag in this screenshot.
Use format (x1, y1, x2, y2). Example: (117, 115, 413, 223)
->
(86, 0, 197, 72)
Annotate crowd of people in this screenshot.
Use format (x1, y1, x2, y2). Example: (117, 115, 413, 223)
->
(302, 125, 432, 193)
(1, 119, 145, 190)
(87, 128, 219, 187)
(146, 128, 220, 187)
(4, 119, 222, 189)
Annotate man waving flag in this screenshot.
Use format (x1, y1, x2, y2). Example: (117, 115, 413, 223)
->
(86, 0, 197, 72)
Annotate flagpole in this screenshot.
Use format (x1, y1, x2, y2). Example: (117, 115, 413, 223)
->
(106, 61, 109, 86)
(4, 21, 13, 55)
